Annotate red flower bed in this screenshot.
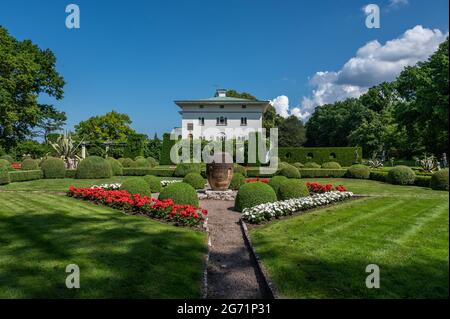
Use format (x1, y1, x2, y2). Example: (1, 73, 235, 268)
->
(11, 162, 21, 170)
(67, 186, 207, 227)
(246, 178, 269, 184)
(306, 182, 347, 193)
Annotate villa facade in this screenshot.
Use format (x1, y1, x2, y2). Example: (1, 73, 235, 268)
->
(173, 89, 270, 141)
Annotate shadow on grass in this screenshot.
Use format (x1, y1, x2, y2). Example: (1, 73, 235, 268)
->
(0, 211, 206, 298)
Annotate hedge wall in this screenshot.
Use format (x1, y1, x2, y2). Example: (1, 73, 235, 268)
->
(123, 167, 175, 177)
(160, 133, 177, 165)
(9, 170, 42, 182)
(299, 168, 347, 178)
(278, 147, 362, 167)
(65, 169, 77, 178)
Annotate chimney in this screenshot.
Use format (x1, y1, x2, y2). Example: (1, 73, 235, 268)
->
(215, 89, 227, 98)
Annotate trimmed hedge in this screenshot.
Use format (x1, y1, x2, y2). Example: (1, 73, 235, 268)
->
(387, 166, 416, 185)
(21, 158, 39, 170)
(230, 173, 246, 190)
(160, 133, 177, 165)
(278, 179, 310, 200)
(183, 173, 206, 190)
(278, 147, 362, 167)
(174, 163, 201, 177)
(41, 157, 66, 179)
(0, 155, 14, 163)
(9, 170, 42, 182)
(158, 182, 199, 207)
(414, 175, 432, 188)
(233, 164, 247, 177)
(321, 161, 342, 169)
(0, 159, 12, 171)
(135, 158, 150, 168)
(120, 178, 152, 196)
(278, 164, 301, 179)
(65, 169, 77, 178)
(121, 158, 136, 168)
(143, 175, 162, 193)
(299, 168, 347, 178)
(107, 157, 123, 176)
(76, 156, 113, 179)
(369, 171, 388, 182)
(268, 175, 288, 197)
(235, 182, 277, 212)
(304, 162, 321, 169)
(293, 162, 304, 168)
(146, 157, 158, 167)
(346, 164, 370, 179)
(122, 167, 175, 177)
(0, 169, 10, 185)
(430, 169, 449, 191)
(246, 167, 276, 178)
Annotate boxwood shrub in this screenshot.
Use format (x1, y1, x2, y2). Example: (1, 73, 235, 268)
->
(278, 164, 301, 179)
(278, 146, 362, 166)
(120, 178, 152, 196)
(121, 158, 136, 168)
(293, 162, 304, 168)
(0, 169, 10, 185)
(304, 162, 321, 169)
(414, 175, 432, 188)
(65, 169, 77, 178)
(174, 163, 201, 177)
(158, 182, 199, 207)
(0, 159, 12, 171)
(346, 164, 370, 179)
(41, 157, 66, 179)
(321, 161, 342, 169)
(430, 169, 449, 191)
(123, 167, 175, 177)
(146, 157, 158, 167)
(278, 179, 309, 200)
(76, 156, 112, 179)
(387, 166, 416, 185)
(143, 175, 162, 193)
(268, 175, 288, 198)
(107, 157, 123, 176)
(9, 170, 42, 182)
(0, 155, 14, 163)
(299, 168, 347, 178)
(183, 172, 206, 190)
(234, 182, 277, 212)
(369, 171, 388, 182)
(230, 173, 246, 190)
(21, 158, 39, 170)
(233, 164, 247, 177)
(135, 158, 150, 168)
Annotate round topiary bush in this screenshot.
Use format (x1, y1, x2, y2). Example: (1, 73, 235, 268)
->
(304, 162, 321, 168)
(135, 156, 145, 161)
(76, 156, 112, 179)
(41, 157, 66, 179)
(158, 182, 199, 207)
(235, 182, 277, 212)
(117, 158, 127, 164)
(121, 158, 136, 168)
(430, 169, 449, 191)
(278, 164, 301, 179)
(230, 173, 246, 190)
(268, 175, 289, 197)
(387, 165, 416, 185)
(0, 155, 14, 163)
(146, 157, 158, 167)
(143, 175, 162, 193)
(293, 162, 304, 169)
(278, 179, 310, 200)
(120, 178, 151, 196)
(346, 164, 370, 179)
(183, 173, 206, 190)
(233, 164, 247, 177)
(0, 169, 10, 185)
(0, 159, 12, 171)
(134, 158, 150, 168)
(21, 158, 39, 170)
(107, 157, 123, 176)
(174, 163, 202, 177)
(277, 162, 289, 172)
(321, 161, 342, 169)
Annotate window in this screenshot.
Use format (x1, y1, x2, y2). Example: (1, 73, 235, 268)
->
(220, 105, 224, 109)
(187, 123, 193, 130)
(199, 105, 204, 109)
(217, 117, 227, 126)
(242, 105, 247, 109)
(329, 152, 337, 159)
(307, 152, 314, 160)
(241, 117, 247, 126)
(198, 117, 205, 126)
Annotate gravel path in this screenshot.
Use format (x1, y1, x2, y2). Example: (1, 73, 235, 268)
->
(200, 199, 271, 299)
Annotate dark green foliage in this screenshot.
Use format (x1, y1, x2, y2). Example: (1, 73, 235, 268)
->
(76, 156, 112, 179)
(122, 167, 175, 177)
(158, 182, 199, 207)
(117, 158, 126, 164)
(346, 164, 370, 179)
(143, 175, 162, 193)
(0, 169, 10, 185)
(233, 164, 247, 176)
(235, 182, 277, 212)
(304, 162, 321, 168)
(299, 169, 347, 178)
(120, 178, 151, 196)
(9, 170, 42, 182)
(293, 162, 304, 168)
(160, 133, 177, 165)
(0, 159, 12, 171)
(278, 115, 306, 147)
(246, 167, 275, 178)
(430, 169, 449, 191)
(0, 155, 14, 163)
(174, 163, 201, 177)
(13, 140, 49, 159)
(278, 147, 362, 166)
(321, 162, 342, 169)
(387, 166, 416, 185)
(40, 157, 66, 179)
(107, 157, 123, 176)
(135, 158, 150, 168)
(414, 176, 432, 188)
(268, 175, 288, 197)
(65, 169, 77, 178)
(229, 173, 246, 190)
(21, 158, 39, 170)
(278, 179, 310, 200)
(121, 158, 136, 168)
(278, 164, 301, 179)
(123, 133, 147, 159)
(183, 173, 206, 190)
(369, 171, 388, 182)
(146, 157, 158, 167)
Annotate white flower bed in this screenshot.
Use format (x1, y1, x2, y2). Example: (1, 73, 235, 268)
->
(160, 179, 182, 187)
(242, 191, 354, 224)
(91, 183, 122, 190)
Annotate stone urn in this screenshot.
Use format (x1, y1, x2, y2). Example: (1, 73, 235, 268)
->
(206, 152, 234, 191)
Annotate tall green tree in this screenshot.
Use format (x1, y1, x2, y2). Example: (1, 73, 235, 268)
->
(35, 104, 67, 142)
(225, 89, 257, 101)
(278, 115, 306, 147)
(0, 26, 65, 150)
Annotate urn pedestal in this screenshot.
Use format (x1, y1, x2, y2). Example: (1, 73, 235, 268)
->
(206, 152, 234, 191)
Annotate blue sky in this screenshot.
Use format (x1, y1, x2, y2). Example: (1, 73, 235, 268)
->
(0, 0, 448, 137)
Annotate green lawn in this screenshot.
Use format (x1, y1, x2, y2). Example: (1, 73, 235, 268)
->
(0, 192, 207, 298)
(250, 180, 449, 298)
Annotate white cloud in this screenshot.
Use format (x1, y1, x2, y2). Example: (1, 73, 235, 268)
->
(388, 0, 409, 8)
(270, 95, 290, 118)
(294, 25, 447, 121)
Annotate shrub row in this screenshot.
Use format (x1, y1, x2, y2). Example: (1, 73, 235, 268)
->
(9, 170, 42, 182)
(299, 168, 347, 178)
(278, 147, 362, 166)
(122, 167, 175, 177)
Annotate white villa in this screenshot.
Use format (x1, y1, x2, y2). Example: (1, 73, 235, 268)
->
(173, 89, 270, 141)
